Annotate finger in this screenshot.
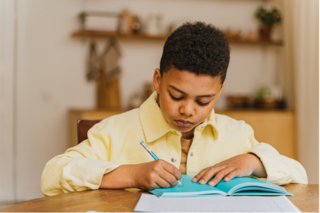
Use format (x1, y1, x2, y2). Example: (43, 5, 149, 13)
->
(192, 167, 210, 182)
(223, 169, 239, 182)
(155, 171, 178, 188)
(151, 160, 179, 187)
(150, 182, 161, 190)
(198, 165, 227, 185)
(156, 178, 172, 188)
(208, 167, 236, 186)
(160, 167, 179, 187)
(145, 170, 167, 190)
(161, 160, 182, 182)
(146, 178, 162, 190)
(152, 160, 179, 187)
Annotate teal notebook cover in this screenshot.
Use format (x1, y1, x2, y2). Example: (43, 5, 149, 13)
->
(149, 175, 292, 198)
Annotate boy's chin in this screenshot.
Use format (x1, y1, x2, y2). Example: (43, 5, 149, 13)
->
(172, 125, 195, 133)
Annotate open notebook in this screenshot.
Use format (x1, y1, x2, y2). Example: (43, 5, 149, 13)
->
(149, 175, 292, 198)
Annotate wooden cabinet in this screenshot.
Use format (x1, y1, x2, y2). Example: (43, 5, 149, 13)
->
(69, 109, 296, 159)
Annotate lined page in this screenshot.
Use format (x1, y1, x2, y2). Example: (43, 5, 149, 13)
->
(134, 194, 300, 212)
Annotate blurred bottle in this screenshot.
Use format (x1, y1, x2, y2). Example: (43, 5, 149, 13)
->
(131, 16, 141, 34)
(145, 14, 163, 35)
(119, 9, 133, 34)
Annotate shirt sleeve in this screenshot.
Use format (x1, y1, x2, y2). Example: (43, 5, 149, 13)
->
(41, 122, 122, 196)
(244, 124, 308, 185)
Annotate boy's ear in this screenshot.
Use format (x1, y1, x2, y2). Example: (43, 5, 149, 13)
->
(153, 68, 161, 92)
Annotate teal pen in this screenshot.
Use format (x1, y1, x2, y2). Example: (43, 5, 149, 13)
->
(140, 141, 183, 187)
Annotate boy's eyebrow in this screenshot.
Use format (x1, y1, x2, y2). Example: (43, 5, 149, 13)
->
(169, 85, 216, 97)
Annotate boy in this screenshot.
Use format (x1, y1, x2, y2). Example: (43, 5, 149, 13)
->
(41, 22, 307, 196)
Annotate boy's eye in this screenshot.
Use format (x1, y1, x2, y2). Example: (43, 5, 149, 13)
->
(170, 94, 183, 101)
(197, 100, 210, 106)
(170, 93, 211, 105)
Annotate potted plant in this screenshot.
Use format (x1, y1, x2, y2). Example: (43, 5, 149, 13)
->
(255, 6, 282, 41)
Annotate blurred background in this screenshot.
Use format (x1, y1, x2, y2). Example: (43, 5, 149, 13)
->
(0, 0, 318, 206)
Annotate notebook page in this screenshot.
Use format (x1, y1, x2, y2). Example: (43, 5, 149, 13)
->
(134, 194, 301, 212)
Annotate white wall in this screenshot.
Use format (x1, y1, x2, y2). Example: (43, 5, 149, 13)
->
(14, 0, 94, 201)
(0, 0, 15, 203)
(1, 0, 316, 202)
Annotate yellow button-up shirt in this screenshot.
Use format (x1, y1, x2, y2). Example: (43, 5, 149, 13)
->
(41, 92, 307, 196)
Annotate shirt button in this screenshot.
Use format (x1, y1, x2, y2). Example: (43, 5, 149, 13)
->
(190, 152, 194, 157)
(171, 157, 176, 162)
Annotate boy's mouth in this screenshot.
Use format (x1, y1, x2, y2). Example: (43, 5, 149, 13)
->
(175, 120, 193, 127)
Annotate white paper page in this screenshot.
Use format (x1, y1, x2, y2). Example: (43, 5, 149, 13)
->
(134, 194, 301, 212)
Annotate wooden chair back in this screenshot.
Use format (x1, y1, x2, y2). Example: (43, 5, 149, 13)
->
(77, 119, 102, 144)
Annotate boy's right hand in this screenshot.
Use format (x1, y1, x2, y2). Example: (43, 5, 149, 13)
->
(132, 160, 182, 190)
(100, 160, 182, 190)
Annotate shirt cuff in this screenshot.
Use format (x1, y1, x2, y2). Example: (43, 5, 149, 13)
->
(248, 142, 293, 185)
(61, 157, 122, 193)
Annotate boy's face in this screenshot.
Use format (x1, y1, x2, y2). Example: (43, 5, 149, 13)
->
(153, 67, 224, 139)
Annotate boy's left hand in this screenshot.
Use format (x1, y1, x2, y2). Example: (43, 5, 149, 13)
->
(192, 153, 267, 186)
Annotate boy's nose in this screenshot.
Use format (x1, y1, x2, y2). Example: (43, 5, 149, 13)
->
(179, 104, 195, 116)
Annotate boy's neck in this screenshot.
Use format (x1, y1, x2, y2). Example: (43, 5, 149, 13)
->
(181, 129, 194, 140)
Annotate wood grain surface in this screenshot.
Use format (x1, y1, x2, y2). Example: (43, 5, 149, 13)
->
(2, 184, 318, 212)
(285, 184, 319, 212)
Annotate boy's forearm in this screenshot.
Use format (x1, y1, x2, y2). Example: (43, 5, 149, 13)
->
(100, 164, 137, 189)
(248, 153, 267, 178)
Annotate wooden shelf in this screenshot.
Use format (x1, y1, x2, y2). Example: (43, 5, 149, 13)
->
(72, 30, 283, 46)
(72, 30, 168, 41)
(228, 39, 283, 46)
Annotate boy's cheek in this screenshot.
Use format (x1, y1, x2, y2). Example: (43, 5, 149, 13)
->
(160, 100, 178, 117)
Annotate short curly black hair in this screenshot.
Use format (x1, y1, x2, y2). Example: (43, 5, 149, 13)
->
(160, 22, 230, 84)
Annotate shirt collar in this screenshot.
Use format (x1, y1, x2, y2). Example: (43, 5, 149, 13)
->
(138, 91, 218, 143)
(199, 109, 219, 141)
